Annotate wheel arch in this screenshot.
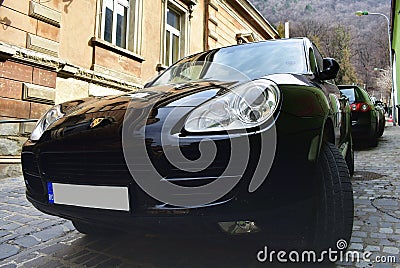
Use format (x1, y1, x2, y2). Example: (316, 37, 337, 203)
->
(322, 118, 335, 144)
(312, 117, 335, 162)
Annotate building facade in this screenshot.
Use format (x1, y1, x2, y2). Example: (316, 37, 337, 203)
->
(391, 0, 400, 125)
(0, 0, 278, 119)
(0, 0, 278, 176)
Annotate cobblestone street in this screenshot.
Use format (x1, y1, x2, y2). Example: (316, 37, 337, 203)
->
(336, 125, 400, 268)
(0, 126, 400, 267)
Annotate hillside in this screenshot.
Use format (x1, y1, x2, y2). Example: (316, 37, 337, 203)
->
(250, 0, 390, 31)
(250, 0, 392, 93)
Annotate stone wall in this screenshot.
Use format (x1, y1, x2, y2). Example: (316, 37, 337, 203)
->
(0, 60, 54, 120)
(0, 131, 30, 179)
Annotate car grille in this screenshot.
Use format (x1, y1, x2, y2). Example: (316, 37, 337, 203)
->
(40, 150, 231, 184)
(40, 151, 132, 185)
(24, 150, 237, 210)
(21, 153, 45, 195)
(22, 153, 40, 177)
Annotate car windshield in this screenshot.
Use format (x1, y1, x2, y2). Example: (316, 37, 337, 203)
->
(151, 39, 307, 86)
(340, 88, 357, 104)
(340, 86, 372, 105)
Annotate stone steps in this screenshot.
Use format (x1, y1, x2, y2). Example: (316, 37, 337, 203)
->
(0, 162, 22, 180)
(0, 156, 21, 164)
(0, 135, 26, 179)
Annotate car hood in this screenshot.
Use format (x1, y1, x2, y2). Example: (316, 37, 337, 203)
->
(38, 74, 313, 145)
(59, 74, 313, 117)
(59, 80, 239, 118)
(45, 80, 238, 142)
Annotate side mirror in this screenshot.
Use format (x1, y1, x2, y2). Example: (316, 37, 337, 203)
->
(319, 58, 340, 81)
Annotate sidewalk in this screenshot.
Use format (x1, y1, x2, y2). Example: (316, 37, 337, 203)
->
(337, 125, 400, 267)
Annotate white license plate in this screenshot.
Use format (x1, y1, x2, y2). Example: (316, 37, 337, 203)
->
(47, 182, 130, 211)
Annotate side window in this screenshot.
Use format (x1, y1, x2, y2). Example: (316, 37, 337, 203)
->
(313, 45, 324, 72)
(309, 48, 317, 73)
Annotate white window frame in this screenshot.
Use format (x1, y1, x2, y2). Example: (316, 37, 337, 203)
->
(165, 7, 182, 66)
(128, 0, 143, 55)
(100, 0, 130, 49)
(161, 1, 189, 67)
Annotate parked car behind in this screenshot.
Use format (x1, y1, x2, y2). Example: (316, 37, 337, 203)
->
(374, 100, 387, 124)
(339, 85, 385, 146)
(22, 38, 354, 251)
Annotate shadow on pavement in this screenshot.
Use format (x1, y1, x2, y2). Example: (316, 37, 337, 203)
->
(63, 231, 336, 268)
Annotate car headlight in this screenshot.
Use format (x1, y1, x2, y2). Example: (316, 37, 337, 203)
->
(185, 80, 280, 132)
(30, 104, 64, 141)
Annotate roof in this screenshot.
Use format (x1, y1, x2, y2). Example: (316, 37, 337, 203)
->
(229, 0, 281, 39)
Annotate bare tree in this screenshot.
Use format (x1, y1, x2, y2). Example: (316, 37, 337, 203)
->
(354, 42, 373, 88)
(291, 21, 358, 84)
(250, 0, 391, 89)
(376, 69, 392, 102)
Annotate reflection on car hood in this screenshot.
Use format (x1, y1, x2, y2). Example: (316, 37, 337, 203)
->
(262, 73, 311, 87)
(59, 74, 312, 118)
(44, 80, 240, 144)
(60, 80, 239, 118)
(43, 74, 315, 143)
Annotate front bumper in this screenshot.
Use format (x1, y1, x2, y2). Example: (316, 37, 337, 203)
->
(26, 190, 315, 235)
(350, 111, 376, 139)
(22, 108, 324, 231)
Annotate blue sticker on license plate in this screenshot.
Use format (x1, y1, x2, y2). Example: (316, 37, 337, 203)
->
(47, 182, 54, 204)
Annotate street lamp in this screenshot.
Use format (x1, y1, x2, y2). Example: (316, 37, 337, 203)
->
(355, 10, 396, 125)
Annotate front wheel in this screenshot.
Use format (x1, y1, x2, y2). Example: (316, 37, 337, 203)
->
(313, 142, 354, 251)
(369, 134, 378, 147)
(377, 120, 385, 137)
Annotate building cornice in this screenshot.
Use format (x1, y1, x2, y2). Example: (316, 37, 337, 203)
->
(226, 0, 280, 39)
(0, 41, 142, 92)
(91, 37, 145, 63)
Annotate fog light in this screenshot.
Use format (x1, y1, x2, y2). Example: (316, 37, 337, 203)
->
(218, 221, 261, 234)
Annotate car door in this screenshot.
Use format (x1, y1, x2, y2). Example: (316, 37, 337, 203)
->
(365, 91, 381, 134)
(311, 44, 349, 147)
(325, 82, 346, 146)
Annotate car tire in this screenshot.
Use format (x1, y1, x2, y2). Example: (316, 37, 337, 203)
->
(369, 134, 378, 147)
(72, 220, 116, 235)
(345, 136, 354, 177)
(377, 121, 385, 137)
(313, 142, 354, 252)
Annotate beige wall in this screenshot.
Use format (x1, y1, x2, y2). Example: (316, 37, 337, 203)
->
(1, 0, 276, 85)
(188, 2, 206, 55)
(59, 0, 96, 69)
(0, 0, 278, 114)
(140, 0, 205, 83)
(207, 0, 279, 50)
(141, 0, 164, 83)
(0, 0, 51, 47)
